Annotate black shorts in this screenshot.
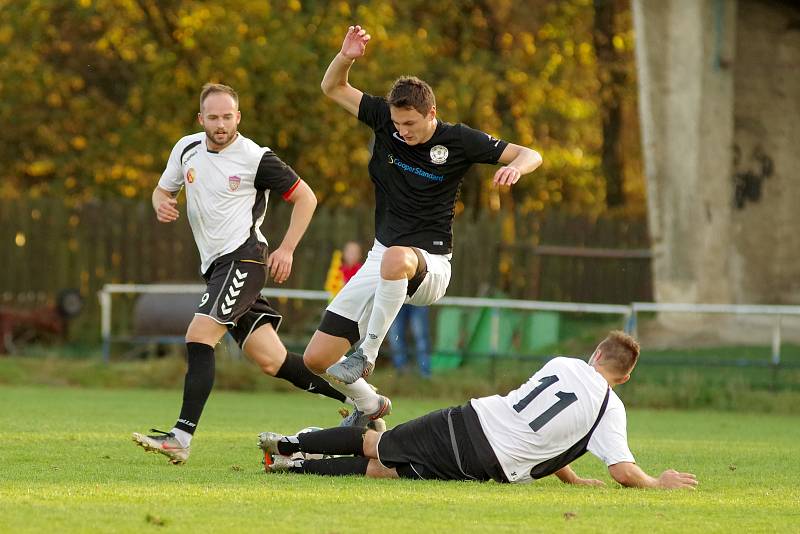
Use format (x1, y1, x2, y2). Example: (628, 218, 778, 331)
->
(376, 403, 507, 482)
(198, 241, 282, 347)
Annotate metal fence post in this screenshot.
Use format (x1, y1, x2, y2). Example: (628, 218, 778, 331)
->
(99, 287, 112, 363)
(771, 315, 782, 366)
(490, 307, 500, 384)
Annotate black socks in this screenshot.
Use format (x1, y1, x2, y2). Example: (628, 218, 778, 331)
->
(275, 352, 347, 403)
(277, 427, 370, 476)
(174, 342, 215, 434)
(277, 427, 365, 456)
(291, 457, 370, 476)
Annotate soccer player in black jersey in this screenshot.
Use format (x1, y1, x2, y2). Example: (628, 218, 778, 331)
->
(304, 25, 542, 423)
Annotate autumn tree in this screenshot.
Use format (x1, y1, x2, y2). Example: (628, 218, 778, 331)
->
(0, 0, 643, 215)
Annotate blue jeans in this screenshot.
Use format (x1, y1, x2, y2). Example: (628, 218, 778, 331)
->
(388, 304, 431, 377)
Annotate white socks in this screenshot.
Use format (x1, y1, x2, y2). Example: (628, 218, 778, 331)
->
(360, 278, 408, 362)
(171, 427, 193, 448)
(326, 376, 382, 413)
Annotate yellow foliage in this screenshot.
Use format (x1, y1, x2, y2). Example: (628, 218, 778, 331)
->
(71, 137, 87, 151)
(27, 160, 55, 177)
(46, 92, 62, 107)
(0, 0, 641, 215)
(0, 25, 13, 45)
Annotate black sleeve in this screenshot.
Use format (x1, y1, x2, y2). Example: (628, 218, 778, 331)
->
(460, 124, 509, 165)
(254, 150, 301, 195)
(357, 93, 391, 130)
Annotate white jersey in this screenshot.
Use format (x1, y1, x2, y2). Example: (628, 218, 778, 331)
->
(471, 357, 635, 483)
(158, 132, 300, 273)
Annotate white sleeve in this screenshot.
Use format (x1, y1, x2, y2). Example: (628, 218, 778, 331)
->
(587, 401, 635, 466)
(157, 140, 186, 193)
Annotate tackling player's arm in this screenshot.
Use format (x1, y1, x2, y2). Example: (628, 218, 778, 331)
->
(321, 25, 370, 116)
(493, 143, 543, 187)
(553, 465, 606, 487)
(152, 186, 180, 223)
(268, 180, 317, 284)
(608, 462, 698, 490)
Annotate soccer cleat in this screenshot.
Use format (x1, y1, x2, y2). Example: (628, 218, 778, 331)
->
(338, 394, 392, 429)
(326, 348, 375, 384)
(132, 429, 190, 465)
(257, 431, 285, 467)
(264, 454, 298, 473)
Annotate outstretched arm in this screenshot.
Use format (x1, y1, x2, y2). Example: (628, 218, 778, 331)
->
(268, 180, 317, 284)
(321, 25, 371, 116)
(493, 143, 543, 187)
(553, 465, 606, 487)
(609, 462, 698, 489)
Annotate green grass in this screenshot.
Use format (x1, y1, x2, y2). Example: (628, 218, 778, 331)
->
(1, 386, 798, 532)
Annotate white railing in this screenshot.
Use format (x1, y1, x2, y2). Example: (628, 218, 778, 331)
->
(627, 302, 800, 366)
(98, 284, 800, 366)
(98, 284, 631, 362)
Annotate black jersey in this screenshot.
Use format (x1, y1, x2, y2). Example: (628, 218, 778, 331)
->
(358, 93, 509, 254)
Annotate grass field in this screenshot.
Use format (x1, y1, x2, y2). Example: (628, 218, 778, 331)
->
(1, 385, 798, 533)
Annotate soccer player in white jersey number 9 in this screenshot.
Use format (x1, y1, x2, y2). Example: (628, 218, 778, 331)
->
(258, 331, 698, 490)
(131, 84, 361, 465)
(302, 25, 543, 427)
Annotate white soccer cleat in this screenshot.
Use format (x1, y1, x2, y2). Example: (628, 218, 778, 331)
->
(132, 429, 190, 465)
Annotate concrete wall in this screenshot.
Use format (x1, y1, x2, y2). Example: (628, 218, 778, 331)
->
(730, 0, 800, 303)
(634, 0, 800, 305)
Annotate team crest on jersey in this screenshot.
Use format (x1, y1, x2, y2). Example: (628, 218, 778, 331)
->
(186, 168, 196, 184)
(228, 175, 241, 191)
(430, 145, 449, 164)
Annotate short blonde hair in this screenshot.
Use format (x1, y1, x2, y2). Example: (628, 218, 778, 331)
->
(199, 83, 239, 112)
(596, 330, 640, 375)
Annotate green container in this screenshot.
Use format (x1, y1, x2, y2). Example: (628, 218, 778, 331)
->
(520, 311, 560, 353)
(430, 307, 466, 371)
(466, 308, 521, 357)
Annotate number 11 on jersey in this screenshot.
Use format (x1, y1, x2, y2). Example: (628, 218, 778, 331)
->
(512, 375, 578, 432)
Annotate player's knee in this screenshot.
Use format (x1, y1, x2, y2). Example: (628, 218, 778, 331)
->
(184, 328, 222, 347)
(185, 321, 222, 345)
(302, 350, 328, 375)
(365, 459, 398, 479)
(362, 429, 382, 457)
(381, 247, 416, 279)
(255, 355, 282, 376)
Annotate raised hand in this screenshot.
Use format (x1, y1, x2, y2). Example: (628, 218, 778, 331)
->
(340, 25, 371, 59)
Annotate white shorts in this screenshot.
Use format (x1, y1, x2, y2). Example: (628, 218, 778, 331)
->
(326, 240, 452, 341)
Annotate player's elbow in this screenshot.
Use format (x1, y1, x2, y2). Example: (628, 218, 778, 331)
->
(608, 463, 636, 487)
(321, 82, 350, 102)
(531, 149, 543, 168)
(306, 189, 318, 210)
(521, 147, 543, 171)
(321, 80, 339, 97)
(296, 184, 317, 209)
